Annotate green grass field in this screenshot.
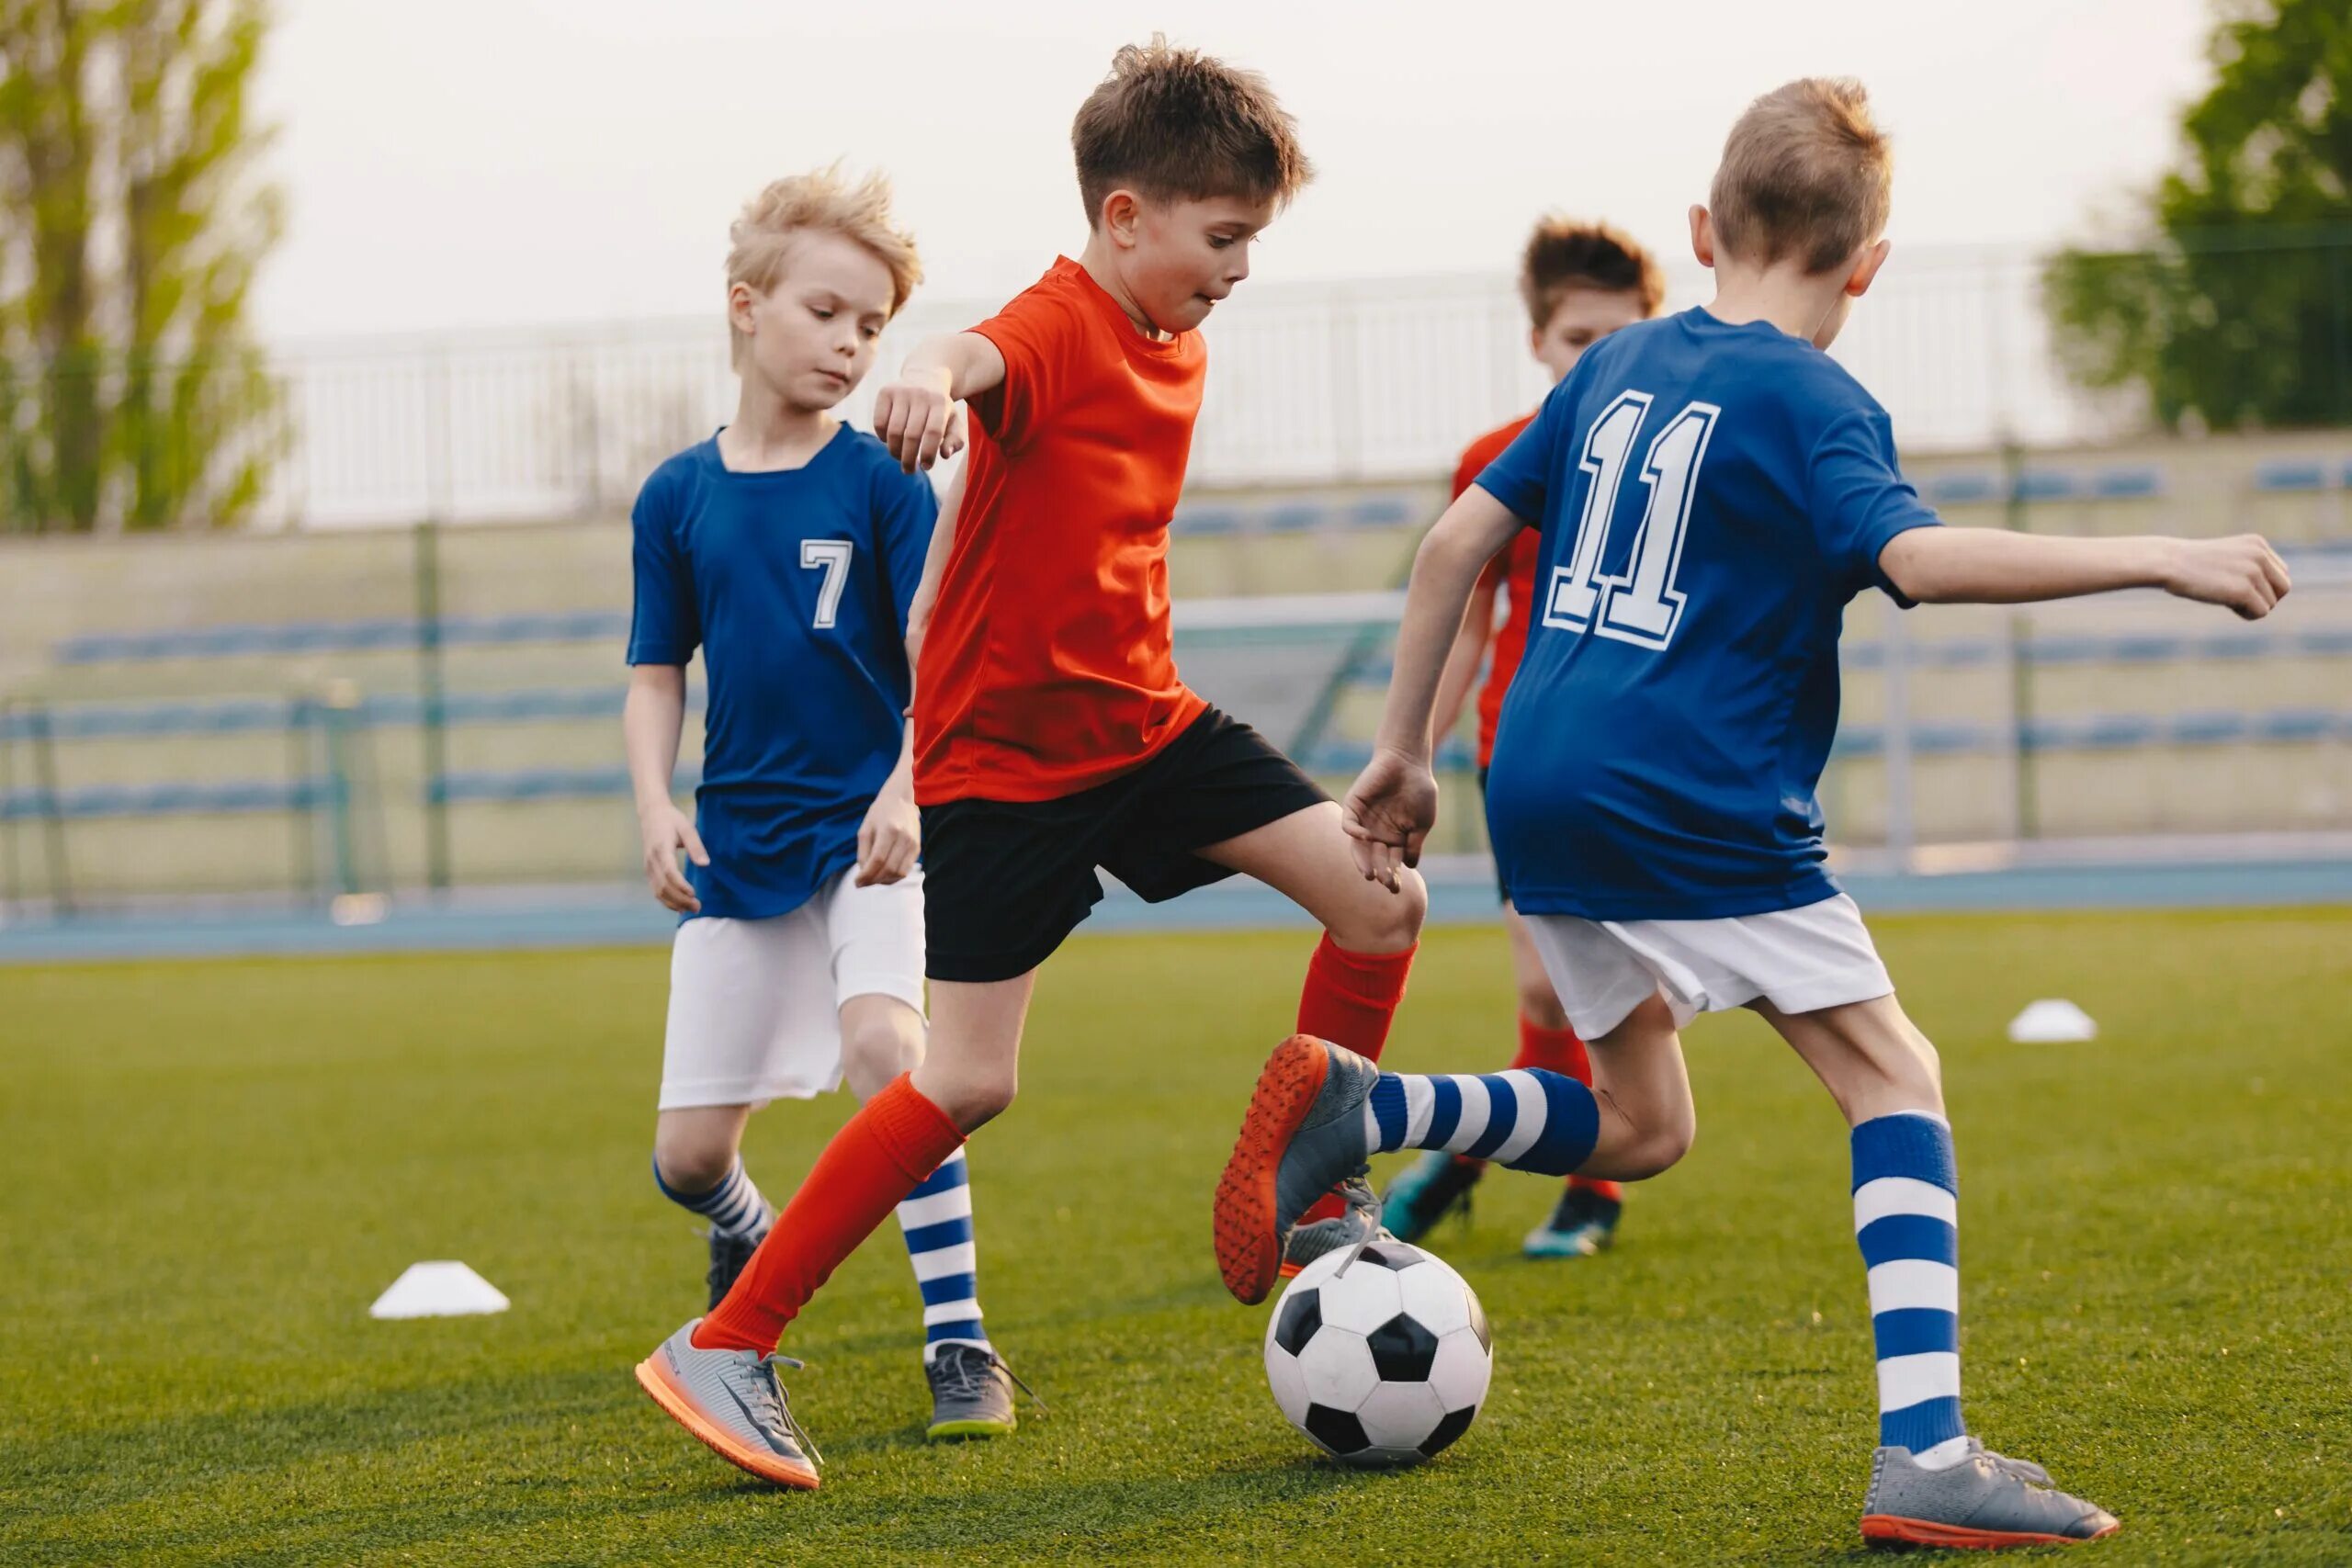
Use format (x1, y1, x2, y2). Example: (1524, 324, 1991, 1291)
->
(3, 909, 2347, 1565)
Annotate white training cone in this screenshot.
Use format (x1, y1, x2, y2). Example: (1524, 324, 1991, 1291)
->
(2007, 998, 2098, 1044)
(369, 1261, 511, 1319)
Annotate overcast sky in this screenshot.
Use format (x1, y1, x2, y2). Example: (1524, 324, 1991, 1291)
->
(249, 0, 2218, 343)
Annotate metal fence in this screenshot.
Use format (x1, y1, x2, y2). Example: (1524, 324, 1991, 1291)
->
(256, 246, 2137, 527)
(30, 235, 2352, 533)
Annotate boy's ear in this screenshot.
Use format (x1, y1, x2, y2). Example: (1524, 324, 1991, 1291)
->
(1845, 238, 1893, 299)
(727, 280, 760, 338)
(1101, 187, 1143, 250)
(1688, 205, 1714, 268)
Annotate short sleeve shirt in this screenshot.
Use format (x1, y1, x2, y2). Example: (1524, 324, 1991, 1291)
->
(913, 257, 1209, 805)
(1474, 308, 1941, 919)
(628, 425, 936, 919)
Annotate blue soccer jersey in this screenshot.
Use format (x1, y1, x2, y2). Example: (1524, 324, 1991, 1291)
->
(627, 425, 937, 920)
(1475, 308, 1940, 920)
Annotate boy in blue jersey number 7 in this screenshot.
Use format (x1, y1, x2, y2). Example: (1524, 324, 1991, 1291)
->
(623, 168, 1021, 1468)
(1226, 80, 2289, 1549)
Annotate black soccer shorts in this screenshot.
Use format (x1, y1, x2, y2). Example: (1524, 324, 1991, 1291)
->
(921, 705, 1329, 983)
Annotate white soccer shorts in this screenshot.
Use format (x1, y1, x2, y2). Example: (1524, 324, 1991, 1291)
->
(657, 868, 926, 1111)
(1523, 892, 1894, 1041)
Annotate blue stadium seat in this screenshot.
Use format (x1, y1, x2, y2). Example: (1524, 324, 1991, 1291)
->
(2014, 469, 2077, 502)
(0, 776, 328, 820)
(1174, 506, 1242, 536)
(1346, 495, 1417, 528)
(1920, 472, 1997, 505)
(2091, 466, 2163, 499)
(2255, 460, 2329, 492)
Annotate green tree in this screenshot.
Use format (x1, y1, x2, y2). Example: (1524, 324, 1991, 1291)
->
(2044, 0, 2352, 431)
(0, 0, 281, 533)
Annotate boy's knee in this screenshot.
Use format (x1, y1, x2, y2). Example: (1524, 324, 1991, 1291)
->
(1858, 1020, 1944, 1115)
(842, 1016, 922, 1090)
(651, 1130, 735, 1194)
(933, 1066, 1016, 1132)
(1612, 1114, 1695, 1182)
(1330, 868, 1428, 953)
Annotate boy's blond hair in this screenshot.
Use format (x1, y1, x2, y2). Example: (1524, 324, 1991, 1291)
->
(1520, 218, 1667, 330)
(725, 165, 922, 367)
(1709, 78, 1891, 276)
(1070, 35, 1313, 227)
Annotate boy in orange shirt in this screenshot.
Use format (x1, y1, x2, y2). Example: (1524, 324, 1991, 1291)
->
(634, 37, 1427, 1488)
(1382, 219, 1665, 1260)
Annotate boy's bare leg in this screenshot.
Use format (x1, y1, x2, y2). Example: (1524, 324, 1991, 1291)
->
(838, 993, 926, 1100)
(650, 1103, 774, 1308)
(1755, 993, 1942, 1125)
(1577, 993, 1698, 1182)
(652, 1104, 755, 1193)
(844, 988, 1018, 1438)
(1757, 993, 2115, 1545)
(1198, 801, 1427, 955)
(1383, 900, 1621, 1247)
(911, 974, 1036, 1134)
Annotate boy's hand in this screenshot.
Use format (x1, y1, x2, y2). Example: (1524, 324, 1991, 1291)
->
(639, 801, 707, 913)
(2164, 535, 2292, 620)
(874, 367, 957, 473)
(1341, 747, 1439, 892)
(855, 774, 920, 886)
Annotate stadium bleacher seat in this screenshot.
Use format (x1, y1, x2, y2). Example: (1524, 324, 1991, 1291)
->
(2256, 460, 2331, 492)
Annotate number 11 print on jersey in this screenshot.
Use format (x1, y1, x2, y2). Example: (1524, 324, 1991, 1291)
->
(1542, 391, 1721, 651)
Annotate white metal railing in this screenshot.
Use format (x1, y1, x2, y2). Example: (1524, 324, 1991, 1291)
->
(252, 245, 2125, 530)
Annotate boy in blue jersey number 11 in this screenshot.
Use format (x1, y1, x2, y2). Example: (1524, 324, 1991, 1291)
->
(623, 167, 1021, 1462)
(1240, 80, 2289, 1549)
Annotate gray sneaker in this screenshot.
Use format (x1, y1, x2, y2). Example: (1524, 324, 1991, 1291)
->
(1278, 1177, 1385, 1277)
(923, 1343, 1030, 1440)
(633, 1318, 822, 1490)
(1215, 1034, 1381, 1303)
(1860, 1439, 2119, 1548)
(704, 1208, 774, 1311)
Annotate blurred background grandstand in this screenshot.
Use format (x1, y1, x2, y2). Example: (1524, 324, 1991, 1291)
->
(5, 245, 2348, 930)
(5, 0, 2350, 944)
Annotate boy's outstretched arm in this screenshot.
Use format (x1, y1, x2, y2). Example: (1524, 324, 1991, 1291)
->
(874, 333, 1006, 473)
(1880, 527, 2291, 619)
(1343, 487, 1525, 887)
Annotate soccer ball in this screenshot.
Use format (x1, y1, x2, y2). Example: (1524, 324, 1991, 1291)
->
(1262, 1237, 1492, 1467)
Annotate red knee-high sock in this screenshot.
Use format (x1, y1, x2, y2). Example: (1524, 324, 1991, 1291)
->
(1296, 933, 1416, 1062)
(1512, 1015, 1623, 1201)
(1295, 934, 1417, 1223)
(1510, 1013, 1587, 1076)
(693, 1074, 963, 1355)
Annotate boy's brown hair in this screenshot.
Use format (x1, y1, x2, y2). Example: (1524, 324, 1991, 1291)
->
(1070, 35, 1313, 227)
(725, 165, 922, 367)
(1708, 77, 1891, 276)
(1520, 218, 1667, 330)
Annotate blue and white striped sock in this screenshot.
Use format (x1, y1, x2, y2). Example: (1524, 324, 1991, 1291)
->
(897, 1148, 991, 1363)
(653, 1153, 771, 1240)
(1362, 1069, 1600, 1177)
(1853, 1111, 1970, 1469)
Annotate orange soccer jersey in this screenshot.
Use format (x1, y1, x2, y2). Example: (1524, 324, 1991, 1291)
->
(1456, 413, 1541, 769)
(914, 258, 1210, 804)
